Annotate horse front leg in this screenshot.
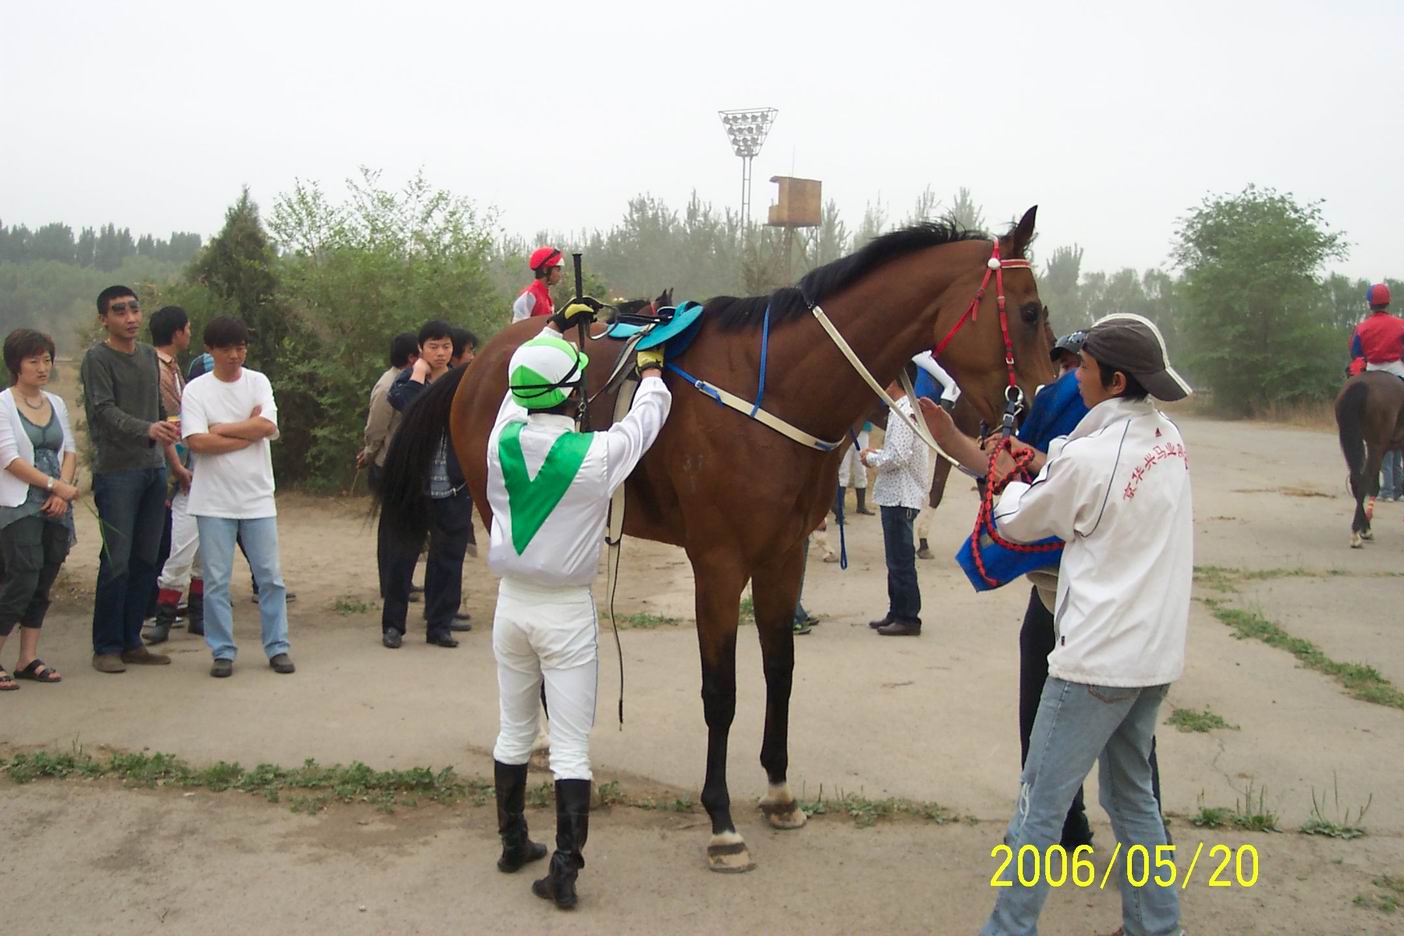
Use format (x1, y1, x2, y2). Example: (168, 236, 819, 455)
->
(693, 559, 752, 872)
(750, 539, 808, 831)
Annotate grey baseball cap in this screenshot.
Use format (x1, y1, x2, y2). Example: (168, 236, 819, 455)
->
(1081, 313, 1192, 402)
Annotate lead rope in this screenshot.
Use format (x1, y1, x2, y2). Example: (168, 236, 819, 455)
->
(967, 426, 1061, 587)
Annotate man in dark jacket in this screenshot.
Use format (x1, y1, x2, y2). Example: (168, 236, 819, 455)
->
(380, 320, 473, 648)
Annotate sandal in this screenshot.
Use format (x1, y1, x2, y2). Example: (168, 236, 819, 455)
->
(0, 669, 17, 691)
(14, 659, 62, 684)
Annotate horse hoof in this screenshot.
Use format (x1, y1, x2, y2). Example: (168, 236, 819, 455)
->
(706, 832, 756, 873)
(759, 784, 808, 830)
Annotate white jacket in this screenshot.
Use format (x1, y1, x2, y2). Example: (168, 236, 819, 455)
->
(993, 397, 1192, 688)
(486, 376, 671, 588)
(0, 388, 77, 508)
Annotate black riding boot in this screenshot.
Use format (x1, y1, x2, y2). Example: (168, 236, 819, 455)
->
(187, 585, 205, 637)
(495, 760, 547, 873)
(855, 487, 873, 514)
(532, 779, 590, 910)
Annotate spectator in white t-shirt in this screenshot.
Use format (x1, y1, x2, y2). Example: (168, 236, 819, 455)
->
(181, 316, 294, 679)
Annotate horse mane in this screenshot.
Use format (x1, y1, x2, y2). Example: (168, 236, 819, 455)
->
(706, 219, 991, 332)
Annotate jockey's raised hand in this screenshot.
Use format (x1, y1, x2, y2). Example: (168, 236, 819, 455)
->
(550, 297, 602, 331)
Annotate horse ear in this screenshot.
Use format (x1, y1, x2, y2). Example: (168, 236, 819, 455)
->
(1009, 205, 1038, 257)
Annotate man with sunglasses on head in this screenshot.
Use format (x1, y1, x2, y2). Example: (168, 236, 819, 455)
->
(511, 247, 565, 324)
(81, 286, 183, 674)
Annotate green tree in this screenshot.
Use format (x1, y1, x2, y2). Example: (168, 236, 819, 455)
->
(1040, 244, 1085, 330)
(264, 169, 500, 487)
(945, 186, 986, 232)
(1173, 185, 1348, 414)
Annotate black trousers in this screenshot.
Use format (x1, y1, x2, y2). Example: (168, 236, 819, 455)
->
(1018, 586, 1164, 821)
(0, 516, 71, 637)
(381, 489, 471, 637)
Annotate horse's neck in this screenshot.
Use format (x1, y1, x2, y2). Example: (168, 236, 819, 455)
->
(777, 246, 980, 441)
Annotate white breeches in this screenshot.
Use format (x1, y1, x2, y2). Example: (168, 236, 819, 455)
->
(157, 487, 202, 591)
(492, 578, 598, 781)
(839, 431, 869, 489)
(1366, 360, 1404, 379)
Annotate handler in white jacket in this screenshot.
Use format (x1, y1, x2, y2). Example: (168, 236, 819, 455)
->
(980, 313, 1192, 936)
(485, 305, 671, 911)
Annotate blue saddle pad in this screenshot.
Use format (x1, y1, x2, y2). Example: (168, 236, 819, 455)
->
(606, 301, 704, 352)
(955, 518, 1063, 592)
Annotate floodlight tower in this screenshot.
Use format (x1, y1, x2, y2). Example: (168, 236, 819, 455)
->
(718, 107, 778, 232)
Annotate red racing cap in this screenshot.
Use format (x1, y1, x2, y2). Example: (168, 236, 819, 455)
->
(529, 246, 564, 272)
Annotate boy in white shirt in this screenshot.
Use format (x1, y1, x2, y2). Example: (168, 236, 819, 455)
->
(181, 316, 293, 678)
(979, 313, 1191, 936)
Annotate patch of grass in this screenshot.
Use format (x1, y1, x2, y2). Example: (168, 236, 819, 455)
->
(1230, 781, 1281, 833)
(1167, 705, 1238, 734)
(331, 597, 373, 615)
(595, 780, 624, 807)
(1301, 774, 1372, 840)
(1187, 790, 1233, 828)
(615, 612, 684, 630)
(1205, 600, 1404, 710)
(0, 749, 490, 814)
(1193, 565, 1396, 594)
(738, 595, 755, 625)
(1355, 875, 1403, 914)
(526, 781, 553, 809)
(797, 786, 955, 828)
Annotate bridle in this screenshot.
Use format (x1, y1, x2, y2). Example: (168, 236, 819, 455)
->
(931, 238, 1033, 423)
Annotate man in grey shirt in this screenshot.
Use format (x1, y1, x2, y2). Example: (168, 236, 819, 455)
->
(80, 285, 182, 673)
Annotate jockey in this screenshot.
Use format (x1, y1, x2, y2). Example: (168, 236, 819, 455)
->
(1351, 283, 1404, 379)
(510, 247, 565, 324)
(486, 302, 671, 910)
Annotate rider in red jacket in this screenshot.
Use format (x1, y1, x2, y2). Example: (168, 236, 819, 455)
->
(1350, 283, 1404, 379)
(511, 247, 564, 323)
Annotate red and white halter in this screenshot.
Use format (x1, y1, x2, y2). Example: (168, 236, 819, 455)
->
(932, 239, 1032, 406)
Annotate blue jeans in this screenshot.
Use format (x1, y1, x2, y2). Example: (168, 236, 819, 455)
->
(1382, 450, 1403, 500)
(879, 505, 920, 621)
(983, 679, 1179, 936)
(91, 467, 168, 655)
(196, 516, 290, 661)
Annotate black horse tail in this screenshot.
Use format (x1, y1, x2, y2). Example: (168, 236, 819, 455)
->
(376, 366, 469, 544)
(1336, 378, 1370, 498)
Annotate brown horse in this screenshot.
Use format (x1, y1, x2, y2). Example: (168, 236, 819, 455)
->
(391, 210, 1054, 872)
(1336, 371, 1404, 547)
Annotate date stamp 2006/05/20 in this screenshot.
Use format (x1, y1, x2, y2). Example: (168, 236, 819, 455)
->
(990, 843, 1259, 890)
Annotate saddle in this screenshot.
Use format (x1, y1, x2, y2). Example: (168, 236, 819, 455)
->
(583, 301, 706, 430)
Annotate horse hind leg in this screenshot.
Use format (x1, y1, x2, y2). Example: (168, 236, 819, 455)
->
(751, 542, 808, 832)
(693, 561, 754, 873)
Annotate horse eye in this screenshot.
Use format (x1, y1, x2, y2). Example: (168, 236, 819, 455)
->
(1020, 304, 1041, 324)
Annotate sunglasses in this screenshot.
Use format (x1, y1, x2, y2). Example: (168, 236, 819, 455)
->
(108, 301, 140, 312)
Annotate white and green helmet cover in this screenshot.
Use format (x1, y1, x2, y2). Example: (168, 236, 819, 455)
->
(508, 333, 589, 409)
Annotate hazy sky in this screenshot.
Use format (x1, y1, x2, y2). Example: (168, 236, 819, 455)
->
(5, 0, 1401, 280)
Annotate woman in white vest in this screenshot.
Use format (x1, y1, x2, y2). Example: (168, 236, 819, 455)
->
(486, 305, 671, 910)
(0, 330, 80, 690)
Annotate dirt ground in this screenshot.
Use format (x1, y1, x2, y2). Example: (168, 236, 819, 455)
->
(2, 415, 1402, 935)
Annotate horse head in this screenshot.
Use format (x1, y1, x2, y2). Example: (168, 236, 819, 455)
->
(934, 206, 1057, 426)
